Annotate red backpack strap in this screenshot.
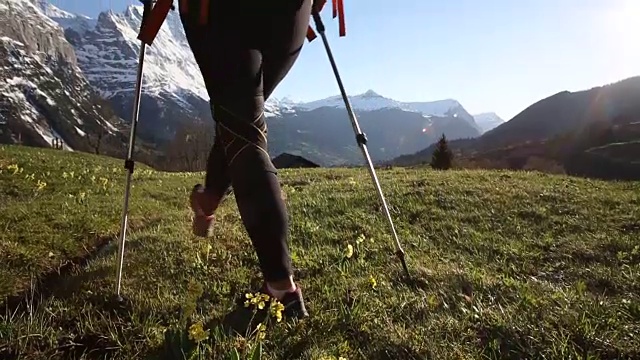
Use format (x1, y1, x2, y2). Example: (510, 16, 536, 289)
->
(306, 0, 346, 42)
(138, 0, 174, 45)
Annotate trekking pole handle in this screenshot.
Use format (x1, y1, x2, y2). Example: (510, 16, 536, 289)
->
(139, 0, 154, 26)
(311, 8, 325, 33)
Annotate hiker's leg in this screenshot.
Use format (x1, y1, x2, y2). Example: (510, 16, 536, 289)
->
(261, 0, 313, 101)
(181, 11, 232, 221)
(257, 0, 314, 291)
(180, 0, 311, 285)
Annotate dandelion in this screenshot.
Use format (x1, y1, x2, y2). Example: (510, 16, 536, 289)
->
(188, 322, 209, 342)
(356, 234, 365, 245)
(345, 244, 354, 259)
(369, 275, 377, 289)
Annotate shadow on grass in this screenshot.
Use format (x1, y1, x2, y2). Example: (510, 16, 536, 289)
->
(1, 235, 114, 315)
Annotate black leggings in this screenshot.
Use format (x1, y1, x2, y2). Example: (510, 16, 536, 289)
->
(180, 0, 313, 282)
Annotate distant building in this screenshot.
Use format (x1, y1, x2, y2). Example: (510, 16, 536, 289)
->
(272, 153, 320, 169)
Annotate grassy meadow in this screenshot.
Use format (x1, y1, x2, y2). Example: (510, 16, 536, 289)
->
(1, 144, 639, 359)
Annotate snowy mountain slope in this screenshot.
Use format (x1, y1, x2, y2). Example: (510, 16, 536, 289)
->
(0, 0, 127, 153)
(473, 112, 505, 133)
(41, 4, 208, 143)
(295, 90, 481, 131)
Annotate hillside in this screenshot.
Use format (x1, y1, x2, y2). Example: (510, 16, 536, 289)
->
(2, 145, 639, 359)
(390, 76, 640, 180)
(266, 107, 480, 166)
(0, 0, 129, 156)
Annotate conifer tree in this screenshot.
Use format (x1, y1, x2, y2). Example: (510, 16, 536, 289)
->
(431, 133, 453, 170)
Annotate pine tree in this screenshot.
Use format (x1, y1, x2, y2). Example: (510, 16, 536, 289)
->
(430, 133, 453, 170)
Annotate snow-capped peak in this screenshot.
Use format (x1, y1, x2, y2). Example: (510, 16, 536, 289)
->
(472, 112, 505, 133)
(361, 89, 382, 98)
(296, 89, 405, 112)
(295, 90, 474, 123)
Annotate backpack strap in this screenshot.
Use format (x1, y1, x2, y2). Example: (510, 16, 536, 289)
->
(307, 0, 346, 42)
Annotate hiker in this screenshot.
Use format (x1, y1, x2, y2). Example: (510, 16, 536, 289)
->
(180, 0, 318, 319)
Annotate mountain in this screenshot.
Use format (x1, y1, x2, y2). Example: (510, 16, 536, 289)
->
(298, 90, 481, 132)
(43, 3, 212, 144)
(389, 76, 640, 180)
(266, 105, 480, 166)
(0, 0, 128, 155)
(479, 77, 640, 149)
(472, 112, 504, 133)
(26, 3, 483, 166)
(272, 90, 482, 165)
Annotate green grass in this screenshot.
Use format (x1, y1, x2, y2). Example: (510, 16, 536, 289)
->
(1, 144, 639, 359)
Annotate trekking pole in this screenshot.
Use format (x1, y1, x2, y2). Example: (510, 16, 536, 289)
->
(310, 8, 410, 278)
(114, 0, 154, 301)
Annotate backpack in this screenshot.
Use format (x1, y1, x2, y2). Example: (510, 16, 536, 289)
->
(138, 0, 346, 46)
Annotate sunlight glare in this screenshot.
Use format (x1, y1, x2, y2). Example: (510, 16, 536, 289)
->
(603, 0, 640, 35)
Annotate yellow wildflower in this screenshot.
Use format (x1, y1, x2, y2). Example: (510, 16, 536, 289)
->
(244, 292, 270, 309)
(188, 322, 209, 343)
(345, 244, 353, 259)
(270, 299, 285, 322)
(8, 164, 22, 175)
(356, 234, 365, 245)
(35, 180, 47, 191)
(369, 275, 377, 289)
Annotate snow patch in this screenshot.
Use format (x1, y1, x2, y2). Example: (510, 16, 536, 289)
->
(74, 125, 86, 136)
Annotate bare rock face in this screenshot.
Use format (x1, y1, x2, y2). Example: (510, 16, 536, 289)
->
(1, 0, 78, 66)
(0, 0, 127, 155)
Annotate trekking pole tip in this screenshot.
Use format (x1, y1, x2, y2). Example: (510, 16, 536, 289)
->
(396, 249, 410, 278)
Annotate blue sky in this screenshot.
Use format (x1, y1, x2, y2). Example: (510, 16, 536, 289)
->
(52, 0, 640, 120)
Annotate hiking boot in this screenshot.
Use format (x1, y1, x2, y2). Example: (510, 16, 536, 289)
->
(260, 283, 309, 320)
(189, 184, 216, 237)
